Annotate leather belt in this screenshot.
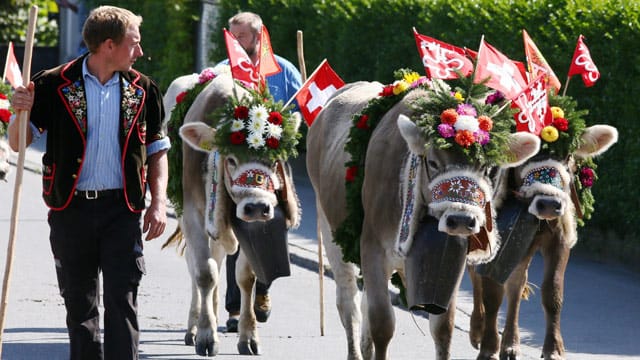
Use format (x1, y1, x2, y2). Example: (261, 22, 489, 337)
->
(74, 189, 123, 200)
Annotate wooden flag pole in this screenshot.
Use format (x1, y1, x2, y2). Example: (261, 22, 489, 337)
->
(0, 5, 38, 357)
(562, 76, 571, 97)
(296, 30, 325, 337)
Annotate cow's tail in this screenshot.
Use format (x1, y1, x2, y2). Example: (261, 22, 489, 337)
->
(162, 223, 186, 256)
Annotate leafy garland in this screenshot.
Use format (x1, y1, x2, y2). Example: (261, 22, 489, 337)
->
(210, 85, 300, 163)
(0, 83, 13, 137)
(334, 70, 517, 265)
(166, 68, 222, 216)
(539, 94, 595, 225)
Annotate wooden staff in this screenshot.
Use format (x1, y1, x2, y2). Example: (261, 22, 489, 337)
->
(0, 5, 38, 357)
(296, 29, 325, 336)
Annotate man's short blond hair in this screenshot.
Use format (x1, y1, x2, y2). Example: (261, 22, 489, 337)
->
(82, 6, 142, 53)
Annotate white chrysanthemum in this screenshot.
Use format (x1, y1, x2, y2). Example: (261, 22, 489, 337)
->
(246, 132, 265, 149)
(0, 98, 9, 110)
(230, 119, 245, 132)
(249, 104, 269, 122)
(247, 117, 266, 136)
(266, 123, 283, 139)
(454, 115, 479, 132)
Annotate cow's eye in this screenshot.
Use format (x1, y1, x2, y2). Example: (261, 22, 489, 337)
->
(427, 159, 440, 171)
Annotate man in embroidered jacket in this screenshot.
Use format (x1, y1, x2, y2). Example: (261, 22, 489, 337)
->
(9, 6, 169, 360)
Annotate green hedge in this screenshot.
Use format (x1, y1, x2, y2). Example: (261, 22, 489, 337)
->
(53, 0, 640, 264)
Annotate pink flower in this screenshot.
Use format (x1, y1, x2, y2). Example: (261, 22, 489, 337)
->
(198, 68, 216, 84)
(456, 103, 477, 117)
(437, 123, 455, 138)
(475, 130, 490, 145)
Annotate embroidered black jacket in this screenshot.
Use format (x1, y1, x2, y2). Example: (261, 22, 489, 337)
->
(30, 54, 166, 212)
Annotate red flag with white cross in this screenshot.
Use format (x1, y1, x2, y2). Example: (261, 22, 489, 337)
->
(295, 59, 345, 126)
(473, 38, 528, 100)
(3, 42, 23, 89)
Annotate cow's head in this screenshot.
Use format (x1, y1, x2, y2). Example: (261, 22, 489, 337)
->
(0, 139, 10, 181)
(394, 84, 540, 264)
(511, 122, 617, 247)
(179, 114, 302, 228)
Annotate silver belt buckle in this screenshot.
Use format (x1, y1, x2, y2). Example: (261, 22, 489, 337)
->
(86, 190, 98, 200)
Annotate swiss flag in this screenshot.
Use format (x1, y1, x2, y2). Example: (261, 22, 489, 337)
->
(295, 59, 345, 126)
(568, 35, 600, 87)
(258, 25, 282, 78)
(512, 74, 552, 135)
(473, 39, 528, 100)
(3, 42, 23, 89)
(522, 29, 561, 94)
(224, 28, 259, 88)
(413, 28, 473, 80)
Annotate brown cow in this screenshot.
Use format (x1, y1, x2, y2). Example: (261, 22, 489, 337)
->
(469, 116, 618, 359)
(307, 78, 541, 360)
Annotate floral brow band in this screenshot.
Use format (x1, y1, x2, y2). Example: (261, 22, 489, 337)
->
(431, 176, 486, 207)
(522, 166, 564, 190)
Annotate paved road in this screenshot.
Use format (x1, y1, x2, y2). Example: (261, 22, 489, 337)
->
(0, 142, 639, 359)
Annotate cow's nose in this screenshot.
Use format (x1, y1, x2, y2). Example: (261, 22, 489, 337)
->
(535, 198, 563, 218)
(446, 214, 476, 231)
(243, 203, 270, 218)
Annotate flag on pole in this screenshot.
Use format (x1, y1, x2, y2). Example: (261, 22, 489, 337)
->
(413, 28, 473, 79)
(223, 28, 259, 88)
(522, 29, 561, 93)
(295, 59, 345, 126)
(473, 38, 528, 100)
(3, 42, 23, 89)
(567, 35, 600, 87)
(512, 74, 552, 135)
(258, 25, 282, 78)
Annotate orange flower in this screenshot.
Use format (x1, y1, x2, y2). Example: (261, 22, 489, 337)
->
(477, 115, 493, 131)
(454, 130, 475, 148)
(440, 109, 458, 125)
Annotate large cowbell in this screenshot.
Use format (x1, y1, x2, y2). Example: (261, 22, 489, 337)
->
(230, 204, 291, 286)
(405, 215, 468, 315)
(475, 195, 538, 284)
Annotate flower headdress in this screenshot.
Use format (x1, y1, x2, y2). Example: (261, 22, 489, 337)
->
(0, 83, 13, 137)
(211, 85, 300, 163)
(532, 94, 595, 224)
(410, 75, 516, 166)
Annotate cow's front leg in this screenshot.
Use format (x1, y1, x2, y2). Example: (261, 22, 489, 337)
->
(236, 250, 259, 355)
(539, 238, 570, 360)
(361, 241, 394, 360)
(468, 266, 485, 350)
(470, 268, 504, 360)
(500, 245, 536, 360)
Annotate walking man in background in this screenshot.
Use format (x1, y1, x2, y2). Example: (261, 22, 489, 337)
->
(9, 5, 169, 359)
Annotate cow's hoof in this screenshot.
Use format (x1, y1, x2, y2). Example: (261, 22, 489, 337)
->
(184, 332, 195, 346)
(237, 339, 259, 355)
(196, 341, 219, 357)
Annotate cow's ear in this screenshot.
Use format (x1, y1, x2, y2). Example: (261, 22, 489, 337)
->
(179, 122, 217, 153)
(575, 125, 618, 158)
(503, 132, 541, 168)
(397, 114, 427, 155)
